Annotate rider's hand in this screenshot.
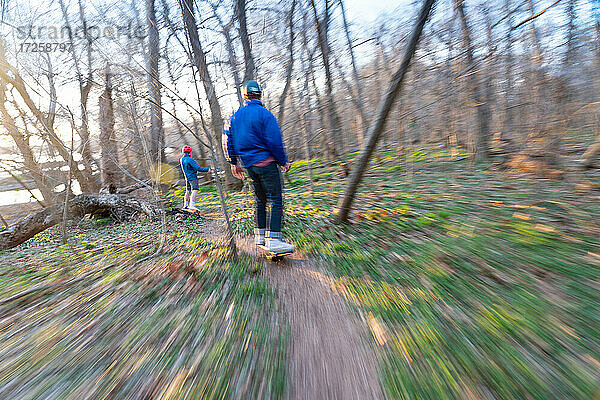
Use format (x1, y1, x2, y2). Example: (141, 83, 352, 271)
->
(231, 165, 244, 180)
(282, 163, 291, 173)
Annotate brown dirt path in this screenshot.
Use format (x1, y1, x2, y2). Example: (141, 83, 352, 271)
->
(191, 214, 384, 399)
(236, 236, 384, 400)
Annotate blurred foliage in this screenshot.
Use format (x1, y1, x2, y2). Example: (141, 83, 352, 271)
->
(197, 149, 600, 399)
(2, 149, 599, 399)
(0, 219, 286, 399)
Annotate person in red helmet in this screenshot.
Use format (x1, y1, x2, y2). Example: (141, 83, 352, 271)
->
(180, 145, 210, 211)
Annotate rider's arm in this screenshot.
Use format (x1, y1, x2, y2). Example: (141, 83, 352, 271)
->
(191, 158, 209, 173)
(224, 116, 237, 165)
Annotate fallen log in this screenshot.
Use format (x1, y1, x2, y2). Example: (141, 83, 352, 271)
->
(0, 193, 161, 251)
(116, 180, 151, 194)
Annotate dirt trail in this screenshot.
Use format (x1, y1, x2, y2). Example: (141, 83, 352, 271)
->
(199, 214, 383, 399)
(237, 236, 384, 400)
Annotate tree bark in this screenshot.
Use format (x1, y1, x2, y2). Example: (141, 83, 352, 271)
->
(0, 43, 95, 193)
(331, 49, 365, 150)
(335, 0, 435, 223)
(563, 0, 577, 70)
(0, 89, 56, 207)
(525, 0, 545, 144)
(502, 0, 516, 147)
(77, 0, 97, 178)
(309, 0, 346, 170)
(146, 0, 165, 163)
(99, 65, 120, 188)
(299, 10, 328, 160)
(339, 0, 368, 147)
(277, 0, 297, 125)
(236, 0, 256, 82)
(179, 0, 239, 188)
(299, 54, 315, 190)
(58, 0, 98, 186)
(126, 80, 151, 177)
(224, 21, 244, 107)
(209, 4, 244, 107)
(454, 0, 491, 159)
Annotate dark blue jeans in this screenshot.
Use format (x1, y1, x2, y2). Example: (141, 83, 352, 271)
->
(247, 163, 283, 233)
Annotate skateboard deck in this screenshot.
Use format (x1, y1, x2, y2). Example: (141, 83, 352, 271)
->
(257, 245, 293, 261)
(180, 208, 201, 217)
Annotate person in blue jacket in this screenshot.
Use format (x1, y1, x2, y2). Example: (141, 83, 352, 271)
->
(225, 80, 295, 254)
(180, 145, 210, 211)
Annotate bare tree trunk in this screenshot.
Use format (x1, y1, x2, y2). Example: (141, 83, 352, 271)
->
(596, 12, 600, 65)
(163, 39, 190, 153)
(335, 0, 435, 223)
(126, 80, 150, 177)
(179, 0, 239, 188)
(583, 7, 599, 168)
(160, 0, 188, 153)
(277, 0, 297, 125)
(564, 0, 577, 70)
(331, 49, 365, 150)
(62, 118, 75, 244)
(99, 65, 120, 189)
(374, 33, 392, 158)
(525, 0, 545, 145)
(443, 20, 458, 156)
(299, 9, 328, 161)
(236, 0, 256, 81)
(45, 55, 57, 133)
(209, 3, 244, 107)
(482, 6, 497, 152)
(310, 0, 346, 171)
(299, 57, 315, 191)
(339, 0, 368, 147)
(454, 0, 491, 159)
(224, 22, 244, 107)
(0, 90, 56, 206)
(58, 0, 98, 184)
(189, 113, 208, 165)
(309, 66, 330, 160)
(146, 0, 165, 163)
(0, 43, 95, 193)
(502, 0, 516, 148)
(77, 0, 96, 177)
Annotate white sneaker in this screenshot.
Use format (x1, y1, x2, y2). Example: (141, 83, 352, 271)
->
(254, 228, 266, 246)
(183, 203, 189, 209)
(188, 205, 199, 211)
(266, 238, 295, 254)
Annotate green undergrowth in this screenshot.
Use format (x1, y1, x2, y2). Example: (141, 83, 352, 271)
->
(0, 219, 286, 399)
(197, 149, 600, 399)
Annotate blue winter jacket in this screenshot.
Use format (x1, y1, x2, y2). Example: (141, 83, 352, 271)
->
(225, 100, 288, 168)
(180, 154, 208, 181)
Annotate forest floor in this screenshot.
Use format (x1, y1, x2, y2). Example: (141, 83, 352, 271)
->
(1, 149, 599, 399)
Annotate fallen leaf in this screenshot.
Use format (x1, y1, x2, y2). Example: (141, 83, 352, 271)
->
(513, 212, 531, 220)
(534, 224, 555, 233)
